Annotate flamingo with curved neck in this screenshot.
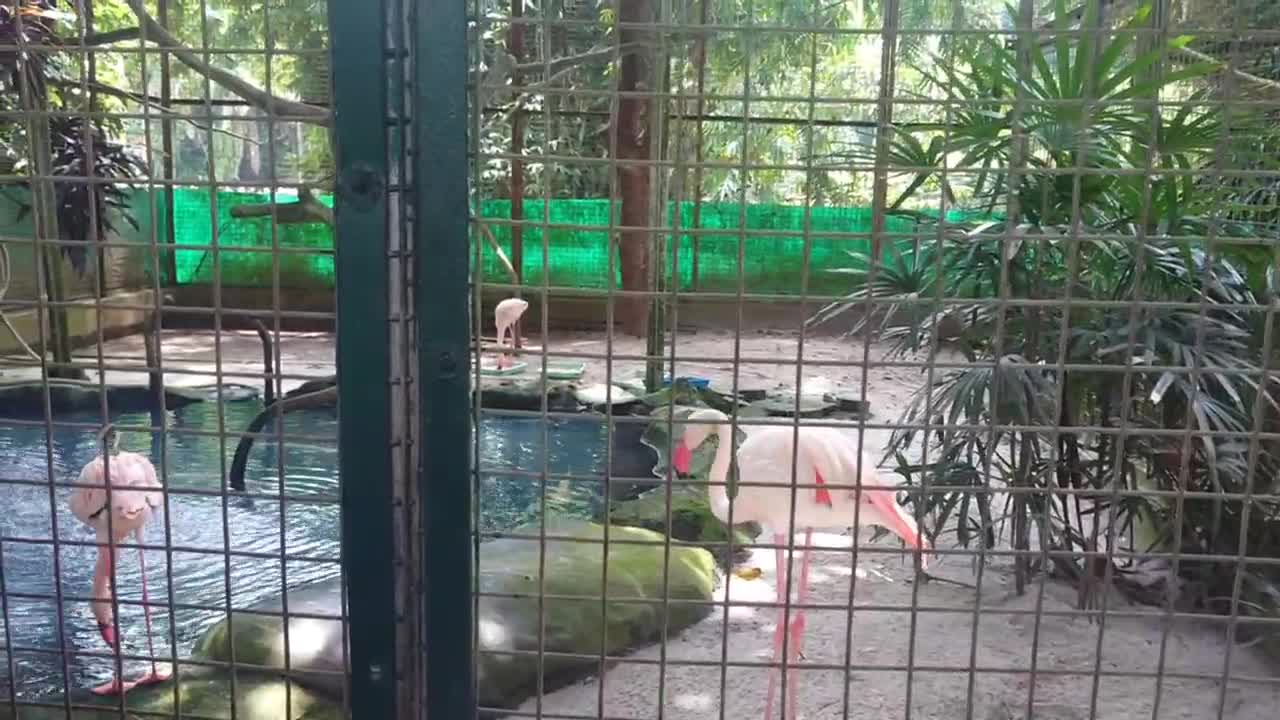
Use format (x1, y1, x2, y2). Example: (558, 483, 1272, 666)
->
(493, 297, 529, 370)
(672, 408, 929, 720)
(67, 424, 170, 696)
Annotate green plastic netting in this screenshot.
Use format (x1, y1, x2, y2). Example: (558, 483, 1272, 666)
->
(162, 188, 993, 295)
(475, 199, 993, 295)
(168, 188, 335, 288)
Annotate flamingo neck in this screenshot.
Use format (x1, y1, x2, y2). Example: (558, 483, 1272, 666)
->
(706, 423, 735, 524)
(92, 539, 115, 626)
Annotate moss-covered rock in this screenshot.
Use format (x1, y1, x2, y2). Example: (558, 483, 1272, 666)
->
(607, 486, 760, 566)
(475, 519, 717, 710)
(173, 519, 717, 715)
(0, 668, 341, 719)
(751, 392, 837, 417)
(194, 576, 346, 697)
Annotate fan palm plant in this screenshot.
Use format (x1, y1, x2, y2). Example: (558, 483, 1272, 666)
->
(813, 0, 1280, 627)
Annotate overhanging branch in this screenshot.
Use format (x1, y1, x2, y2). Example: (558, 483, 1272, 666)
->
(1174, 46, 1280, 94)
(83, 27, 142, 46)
(123, 0, 331, 125)
(512, 41, 647, 77)
(47, 78, 259, 143)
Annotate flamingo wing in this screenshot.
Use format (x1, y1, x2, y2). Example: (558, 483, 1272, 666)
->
(733, 428, 835, 514)
(796, 428, 928, 556)
(119, 452, 164, 510)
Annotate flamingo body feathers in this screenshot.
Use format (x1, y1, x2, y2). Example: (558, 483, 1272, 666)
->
(681, 411, 928, 558)
(69, 451, 162, 540)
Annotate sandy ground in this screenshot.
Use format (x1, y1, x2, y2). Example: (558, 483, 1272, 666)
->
(4, 328, 1278, 718)
(523, 327, 946, 429)
(515, 533, 1280, 720)
(0, 329, 335, 395)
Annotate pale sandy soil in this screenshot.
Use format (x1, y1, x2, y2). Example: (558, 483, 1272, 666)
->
(515, 531, 1280, 720)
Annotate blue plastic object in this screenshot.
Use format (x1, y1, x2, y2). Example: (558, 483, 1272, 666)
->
(663, 375, 711, 390)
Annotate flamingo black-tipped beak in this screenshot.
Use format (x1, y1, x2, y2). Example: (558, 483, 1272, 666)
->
(673, 442, 693, 474)
(98, 622, 118, 648)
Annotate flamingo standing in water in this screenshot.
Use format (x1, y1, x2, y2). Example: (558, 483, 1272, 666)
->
(671, 408, 929, 720)
(68, 425, 170, 696)
(493, 297, 529, 370)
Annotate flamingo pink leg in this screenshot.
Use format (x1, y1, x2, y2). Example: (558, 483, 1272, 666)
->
(90, 545, 133, 697)
(133, 529, 170, 687)
(764, 533, 786, 720)
(90, 533, 170, 696)
(496, 323, 517, 370)
(764, 529, 814, 720)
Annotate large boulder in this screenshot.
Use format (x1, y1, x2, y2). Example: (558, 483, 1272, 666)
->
(194, 575, 347, 697)
(190, 519, 717, 714)
(474, 520, 717, 711)
(0, 379, 207, 416)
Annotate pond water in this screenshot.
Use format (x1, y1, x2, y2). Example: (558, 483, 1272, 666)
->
(0, 399, 610, 698)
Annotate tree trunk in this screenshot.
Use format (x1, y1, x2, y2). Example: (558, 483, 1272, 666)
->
(614, 0, 655, 337)
(24, 107, 78, 377)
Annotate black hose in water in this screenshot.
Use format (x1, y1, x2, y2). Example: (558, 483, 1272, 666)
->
(249, 318, 275, 406)
(228, 385, 337, 491)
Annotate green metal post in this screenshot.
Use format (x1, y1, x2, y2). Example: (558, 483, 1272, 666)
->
(416, 0, 475, 716)
(329, 0, 399, 716)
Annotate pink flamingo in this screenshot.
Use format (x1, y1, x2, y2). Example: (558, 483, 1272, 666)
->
(68, 425, 170, 696)
(672, 408, 929, 720)
(493, 297, 529, 370)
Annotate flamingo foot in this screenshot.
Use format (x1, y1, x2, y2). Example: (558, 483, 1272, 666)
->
(90, 676, 140, 697)
(134, 666, 172, 687)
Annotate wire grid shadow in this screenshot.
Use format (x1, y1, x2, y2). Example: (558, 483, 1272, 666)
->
(0, 1, 366, 718)
(467, 1, 1280, 720)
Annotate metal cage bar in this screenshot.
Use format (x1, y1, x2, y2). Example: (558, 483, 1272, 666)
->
(416, 2, 477, 720)
(330, 0, 398, 716)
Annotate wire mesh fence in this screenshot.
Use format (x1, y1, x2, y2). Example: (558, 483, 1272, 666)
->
(2, 0, 1280, 719)
(0, 0, 365, 718)
(467, 1, 1280, 720)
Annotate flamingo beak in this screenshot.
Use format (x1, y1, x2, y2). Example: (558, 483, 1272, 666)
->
(672, 442, 693, 474)
(864, 489, 931, 569)
(98, 622, 118, 648)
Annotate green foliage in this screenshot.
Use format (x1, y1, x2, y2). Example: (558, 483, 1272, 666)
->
(0, 1, 62, 98)
(13, 115, 147, 272)
(469, 0, 1014, 203)
(816, 0, 1280, 619)
(1, 1, 149, 277)
(0, 0, 63, 168)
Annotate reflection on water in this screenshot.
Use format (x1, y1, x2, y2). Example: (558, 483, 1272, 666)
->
(476, 415, 610, 532)
(0, 401, 607, 697)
